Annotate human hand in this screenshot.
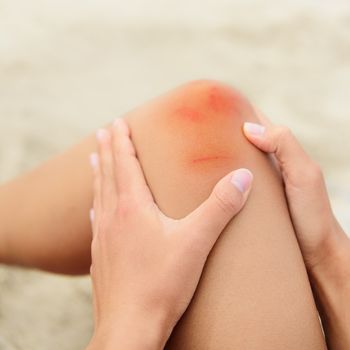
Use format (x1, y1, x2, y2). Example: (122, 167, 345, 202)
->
(243, 116, 350, 350)
(87, 119, 253, 350)
(243, 118, 349, 272)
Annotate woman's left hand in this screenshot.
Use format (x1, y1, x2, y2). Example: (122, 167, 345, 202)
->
(86, 119, 253, 350)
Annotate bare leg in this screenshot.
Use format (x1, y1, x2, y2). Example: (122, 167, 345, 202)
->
(0, 138, 95, 273)
(0, 80, 326, 347)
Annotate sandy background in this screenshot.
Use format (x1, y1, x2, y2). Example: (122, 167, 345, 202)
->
(0, 0, 349, 348)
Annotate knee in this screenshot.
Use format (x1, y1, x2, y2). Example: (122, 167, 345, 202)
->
(128, 79, 259, 172)
(169, 79, 255, 123)
(160, 80, 258, 165)
(163, 79, 258, 133)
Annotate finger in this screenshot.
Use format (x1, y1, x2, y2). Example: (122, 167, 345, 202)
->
(243, 121, 334, 225)
(89, 152, 100, 237)
(89, 265, 100, 326)
(244, 112, 280, 171)
(243, 123, 313, 183)
(242, 122, 339, 263)
(96, 128, 117, 209)
(184, 169, 253, 251)
(89, 208, 96, 237)
(112, 118, 153, 201)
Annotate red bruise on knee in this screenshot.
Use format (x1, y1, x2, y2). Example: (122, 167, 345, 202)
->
(170, 80, 250, 122)
(159, 80, 259, 169)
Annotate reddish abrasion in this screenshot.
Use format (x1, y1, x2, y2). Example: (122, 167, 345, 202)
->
(172, 82, 246, 124)
(190, 155, 233, 164)
(208, 85, 237, 114)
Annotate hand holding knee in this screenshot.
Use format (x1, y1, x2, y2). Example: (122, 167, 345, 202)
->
(243, 119, 349, 271)
(87, 118, 253, 349)
(243, 116, 350, 350)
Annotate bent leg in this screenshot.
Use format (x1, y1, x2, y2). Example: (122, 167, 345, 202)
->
(0, 80, 326, 347)
(127, 81, 326, 349)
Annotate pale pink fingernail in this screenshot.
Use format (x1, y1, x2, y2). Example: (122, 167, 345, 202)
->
(89, 208, 94, 223)
(231, 168, 253, 193)
(89, 153, 98, 168)
(96, 128, 108, 141)
(244, 122, 266, 136)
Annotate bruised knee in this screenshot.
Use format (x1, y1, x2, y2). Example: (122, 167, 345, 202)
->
(136, 80, 258, 165)
(126, 80, 260, 216)
(169, 79, 254, 123)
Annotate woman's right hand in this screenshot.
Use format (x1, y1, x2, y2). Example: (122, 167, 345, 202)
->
(86, 119, 253, 350)
(243, 116, 350, 350)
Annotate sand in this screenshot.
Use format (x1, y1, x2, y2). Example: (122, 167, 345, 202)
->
(0, 0, 349, 348)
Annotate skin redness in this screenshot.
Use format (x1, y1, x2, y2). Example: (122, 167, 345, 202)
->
(165, 82, 258, 168)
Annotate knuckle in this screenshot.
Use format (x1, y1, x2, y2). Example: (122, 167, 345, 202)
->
(94, 214, 114, 238)
(304, 160, 323, 184)
(213, 186, 241, 214)
(309, 160, 322, 175)
(275, 125, 293, 142)
(117, 195, 135, 220)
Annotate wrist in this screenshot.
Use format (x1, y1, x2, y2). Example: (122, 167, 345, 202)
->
(310, 240, 350, 312)
(309, 223, 350, 290)
(308, 226, 350, 349)
(87, 306, 173, 350)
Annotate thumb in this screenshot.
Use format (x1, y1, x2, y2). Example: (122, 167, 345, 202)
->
(184, 168, 253, 250)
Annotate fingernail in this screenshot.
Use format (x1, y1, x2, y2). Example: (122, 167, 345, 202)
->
(90, 153, 98, 168)
(89, 208, 94, 223)
(96, 128, 108, 141)
(231, 169, 253, 193)
(244, 122, 265, 136)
